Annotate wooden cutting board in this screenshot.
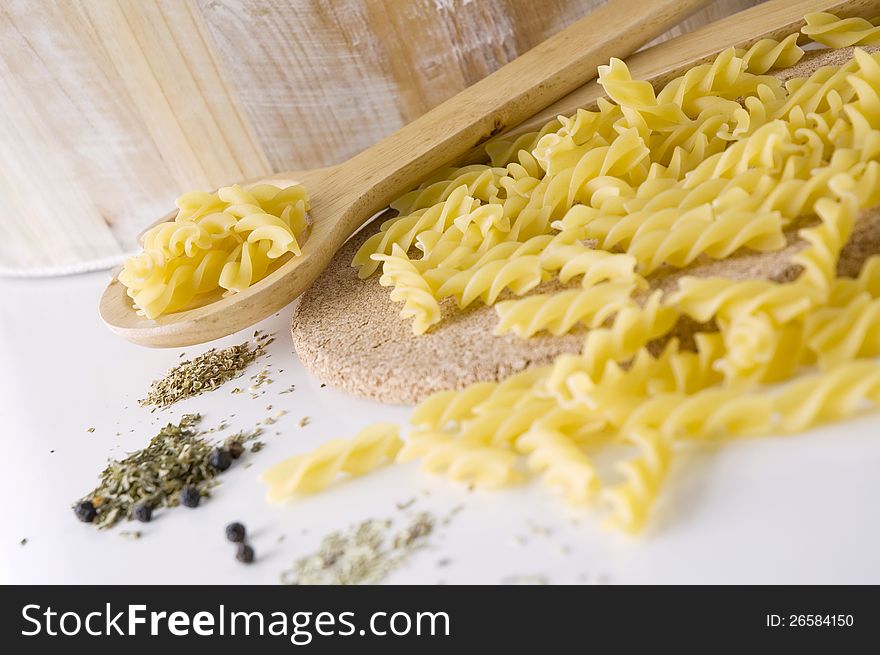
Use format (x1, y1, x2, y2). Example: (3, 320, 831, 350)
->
(291, 46, 880, 404)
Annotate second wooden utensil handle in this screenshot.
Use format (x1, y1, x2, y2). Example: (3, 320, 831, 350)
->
(329, 0, 710, 229)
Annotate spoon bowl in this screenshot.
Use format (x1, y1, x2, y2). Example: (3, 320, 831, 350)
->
(100, 168, 343, 346)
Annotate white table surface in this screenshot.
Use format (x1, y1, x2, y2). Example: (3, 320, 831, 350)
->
(1, 270, 879, 585)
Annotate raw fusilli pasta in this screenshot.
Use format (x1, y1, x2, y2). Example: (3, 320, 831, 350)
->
(601, 429, 674, 533)
(120, 183, 309, 318)
(260, 17, 880, 535)
(517, 428, 599, 504)
(397, 431, 521, 488)
(802, 12, 880, 48)
(260, 424, 401, 502)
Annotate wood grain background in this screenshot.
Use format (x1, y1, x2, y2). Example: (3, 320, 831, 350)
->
(0, 0, 761, 274)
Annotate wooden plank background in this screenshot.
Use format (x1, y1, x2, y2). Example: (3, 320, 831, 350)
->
(0, 0, 761, 274)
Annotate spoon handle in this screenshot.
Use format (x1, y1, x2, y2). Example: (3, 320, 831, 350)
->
(330, 0, 711, 229)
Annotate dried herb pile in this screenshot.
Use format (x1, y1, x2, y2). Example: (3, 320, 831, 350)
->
(75, 414, 260, 529)
(141, 332, 273, 408)
(281, 512, 435, 585)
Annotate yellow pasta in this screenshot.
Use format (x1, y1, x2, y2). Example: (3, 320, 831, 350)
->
(601, 429, 674, 534)
(410, 365, 549, 430)
(259, 423, 401, 502)
(774, 360, 880, 432)
(120, 183, 308, 318)
(396, 431, 521, 488)
(253, 19, 880, 535)
(715, 313, 806, 383)
(806, 293, 880, 368)
(373, 245, 442, 335)
(516, 428, 600, 505)
(829, 255, 880, 305)
(802, 12, 880, 48)
(493, 282, 638, 337)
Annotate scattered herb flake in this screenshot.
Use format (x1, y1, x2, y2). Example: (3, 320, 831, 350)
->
(281, 512, 436, 585)
(140, 334, 272, 408)
(74, 415, 261, 529)
(396, 497, 416, 511)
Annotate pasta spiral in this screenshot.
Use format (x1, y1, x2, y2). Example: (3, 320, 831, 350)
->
(601, 428, 674, 533)
(581, 291, 680, 357)
(353, 185, 478, 278)
(410, 365, 549, 430)
(390, 165, 506, 215)
(120, 183, 308, 318)
(373, 245, 442, 335)
(493, 283, 638, 337)
(397, 432, 521, 488)
(773, 360, 880, 432)
(277, 20, 880, 535)
(621, 386, 775, 440)
(802, 12, 880, 48)
(516, 428, 599, 504)
(260, 424, 401, 502)
(805, 293, 880, 368)
(715, 313, 806, 383)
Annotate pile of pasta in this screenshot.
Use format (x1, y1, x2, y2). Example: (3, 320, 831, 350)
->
(263, 14, 880, 533)
(120, 184, 309, 319)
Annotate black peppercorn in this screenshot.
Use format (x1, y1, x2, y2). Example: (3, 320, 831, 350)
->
(210, 448, 232, 471)
(133, 502, 153, 523)
(226, 522, 246, 543)
(228, 442, 244, 459)
(74, 500, 97, 523)
(180, 485, 201, 508)
(236, 543, 255, 563)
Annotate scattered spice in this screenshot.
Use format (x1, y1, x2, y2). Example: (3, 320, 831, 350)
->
(236, 543, 255, 564)
(133, 502, 153, 523)
(87, 427, 95, 433)
(180, 485, 201, 508)
(119, 530, 142, 540)
(209, 448, 232, 471)
(249, 367, 273, 395)
(19, 538, 27, 547)
(251, 441, 265, 453)
(73, 415, 260, 529)
(140, 333, 272, 408)
(527, 521, 553, 537)
(226, 522, 246, 543)
(281, 512, 436, 585)
(299, 417, 311, 428)
(74, 500, 97, 523)
(279, 384, 296, 395)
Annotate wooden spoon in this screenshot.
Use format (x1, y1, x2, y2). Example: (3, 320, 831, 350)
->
(100, 0, 710, 347)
